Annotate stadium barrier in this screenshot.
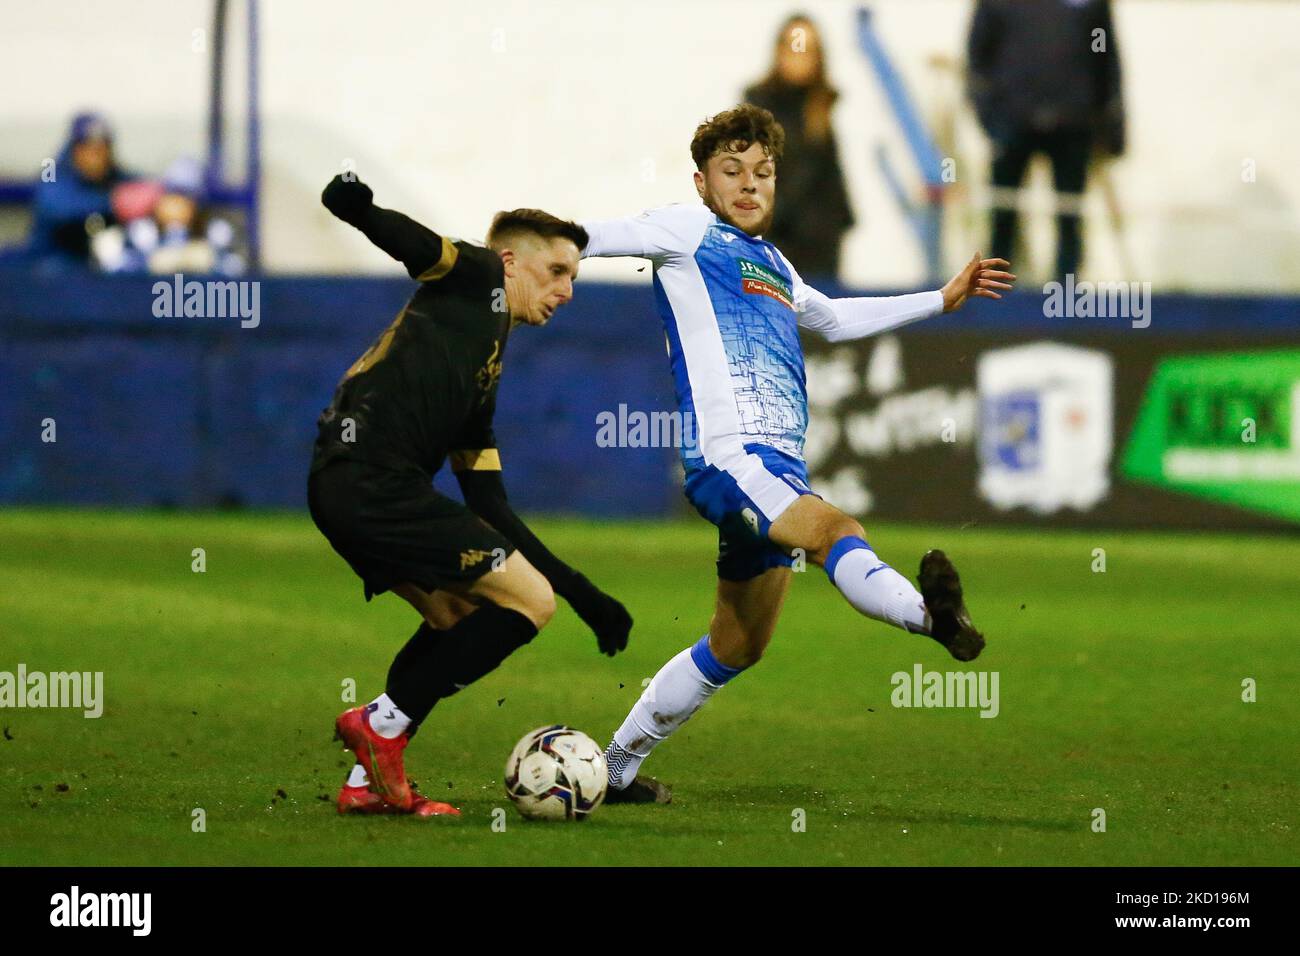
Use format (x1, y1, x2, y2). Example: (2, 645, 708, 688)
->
(0, 271, 678, 516)
(802, 294, 1300, 532)
(2, 268, 1298, 529)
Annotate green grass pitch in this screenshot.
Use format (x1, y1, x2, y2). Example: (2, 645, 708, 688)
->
(1, 509, 1295, 866)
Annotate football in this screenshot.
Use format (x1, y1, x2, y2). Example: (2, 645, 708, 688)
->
(504, 725, 608, 821)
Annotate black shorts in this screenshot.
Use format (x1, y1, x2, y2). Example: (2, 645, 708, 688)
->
(307, 459, 515, 600)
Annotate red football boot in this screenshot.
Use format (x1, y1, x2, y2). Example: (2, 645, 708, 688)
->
(336, 783, 461, 817)
(337, 783, 390, 815)
(409, 796, 460, 817)
(333, 706, 413, 809)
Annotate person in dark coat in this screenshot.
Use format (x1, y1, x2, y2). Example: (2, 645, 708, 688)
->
(967, 0, 1125, 279)
(17, 112, 133, 269)
(745, 13, 855, 282)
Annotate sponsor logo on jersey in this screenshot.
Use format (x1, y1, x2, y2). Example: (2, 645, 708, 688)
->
(737, 258, 793, 309)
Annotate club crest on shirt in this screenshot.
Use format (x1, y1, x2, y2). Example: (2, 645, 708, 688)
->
(737, 258, 793, 310)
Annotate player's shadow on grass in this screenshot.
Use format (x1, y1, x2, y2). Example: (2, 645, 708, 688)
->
(866, 807, 1076, 833)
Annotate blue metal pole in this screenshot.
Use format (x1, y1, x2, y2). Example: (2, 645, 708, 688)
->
(247, 0, 261, 270)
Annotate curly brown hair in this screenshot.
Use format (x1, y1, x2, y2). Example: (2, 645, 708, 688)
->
(689, 104, 786, 171)
(486, 208, 588, 252)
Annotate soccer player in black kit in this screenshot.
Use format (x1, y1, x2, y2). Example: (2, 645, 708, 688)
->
(309, 174, 632, 817)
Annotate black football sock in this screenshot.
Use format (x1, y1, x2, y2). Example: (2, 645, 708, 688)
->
(383, 622, 445, 739)
(385, 604, 538, 727)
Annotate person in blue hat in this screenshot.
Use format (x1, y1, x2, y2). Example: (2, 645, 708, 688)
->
(17, 112, 134, 269)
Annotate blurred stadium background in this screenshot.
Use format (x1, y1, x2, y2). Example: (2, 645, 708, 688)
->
(2, 1, 1297, 867)
(2, 0, 1298, 523)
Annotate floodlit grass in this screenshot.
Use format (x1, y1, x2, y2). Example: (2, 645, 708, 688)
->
(1, 509, 1295, 865)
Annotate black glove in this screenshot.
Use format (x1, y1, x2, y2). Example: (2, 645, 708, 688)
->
(565, 575, 632, 657)
(321, 174, 373, 226)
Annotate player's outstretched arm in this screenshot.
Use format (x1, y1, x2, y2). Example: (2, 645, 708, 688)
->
(454, 464, 632, 657)
(579, 204, 713, 261)
(791, 252, 1015, 342)
(320, 174, 446, 280)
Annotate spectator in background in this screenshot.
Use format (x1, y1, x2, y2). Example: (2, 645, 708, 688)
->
(967, 0, 1125, 280)
(16, 111, 133, 268)
(92, 156, 245, 275)
(745, 13, 855, 281)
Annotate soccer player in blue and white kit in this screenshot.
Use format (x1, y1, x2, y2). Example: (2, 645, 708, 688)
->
(582, 105, 1016, 803)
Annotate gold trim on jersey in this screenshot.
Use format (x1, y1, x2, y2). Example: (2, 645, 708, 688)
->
(450, 448, 502, 472)
(343, 306, 407, 380)
(416, 236, 459, 282)
(475, 339, 503, 399)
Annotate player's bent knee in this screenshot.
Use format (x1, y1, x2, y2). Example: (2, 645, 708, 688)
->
(773, 496, 867, 567)
(813, 517, 866, 567)
(499, 579, 553, 633)
(838, 518, 867, 548)
(432, 591, 479, 629)
(526, 579, 557, 631)
(505, 558, 556, 631)
(466, 552, 554, 631)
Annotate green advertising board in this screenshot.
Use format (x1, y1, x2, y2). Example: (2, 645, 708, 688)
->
(1121, 350, 1300, 523)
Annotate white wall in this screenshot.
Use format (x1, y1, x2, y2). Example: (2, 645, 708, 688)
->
(3, 0, 1298, 291)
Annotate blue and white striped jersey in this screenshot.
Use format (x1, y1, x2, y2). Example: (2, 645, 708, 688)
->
(582, 203, 943, 473)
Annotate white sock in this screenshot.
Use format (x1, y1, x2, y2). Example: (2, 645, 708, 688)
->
(606, 640, 733, 789)
(828, 539, 930, 634)
(346, 764, 369, 788)
(366, 693, 411, 739)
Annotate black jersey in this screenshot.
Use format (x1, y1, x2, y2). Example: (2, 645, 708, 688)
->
(311, 238, 510, 477)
